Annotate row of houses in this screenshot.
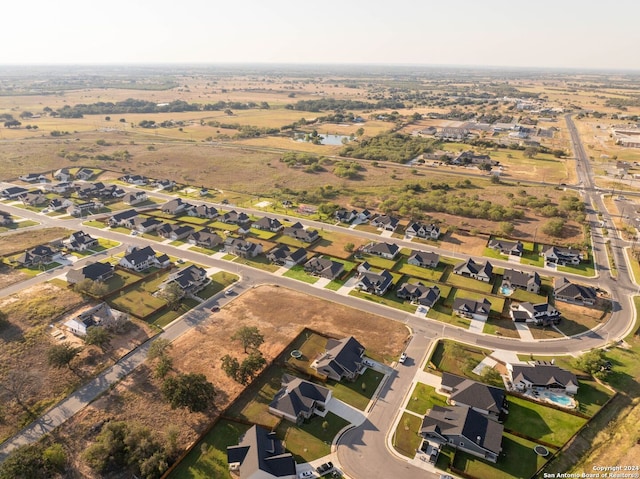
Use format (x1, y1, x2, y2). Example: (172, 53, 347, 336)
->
(488, 238, 585, 266)
(19, 168, 95, 184)
(334, 208, 440, 239)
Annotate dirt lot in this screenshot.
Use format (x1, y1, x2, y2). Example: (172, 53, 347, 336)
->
(0, 282, 155, 444)
(55, 285, 409, 478)
(0, 227, 72, 257)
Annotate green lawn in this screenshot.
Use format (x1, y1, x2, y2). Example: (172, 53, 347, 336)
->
(483, 247, 508, 261)
(349, 289, 417, 314)
(445, 271, 494, 293)
(393, 412, 423, 458)
(574, 380, 614, 417)
(283, 264, 319, 284)
(327, 367, 384, 411)
(196, 271, 239, 299)
(232, 255, 280, 273)
(274, 234, 308, 248)
(453, 289, 506, 317)
(286, 332, 328, 377)
(277, 412, 350, 463)
(453, 432, 551, 479)
(324, 255, 357, 272)
(325, 278, 346, 291)
(359, 253, 398, 270)
(396, 259, 446, 282)
(167, 419, 250, 479)
(428, 340, 493, 380)
(508, 287, 549, 304)
(248, 227, 278, 240)
(102, 271, 143, 294)
(557, 256, 596, 277)
(405, 383, 448, 416)
(504, 396, 587, 447)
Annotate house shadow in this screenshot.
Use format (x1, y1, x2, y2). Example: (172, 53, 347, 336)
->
(335, 418, 379, 450)
(504, 399, 553, 442)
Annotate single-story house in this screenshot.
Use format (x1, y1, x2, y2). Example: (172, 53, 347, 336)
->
(130, 216, 163, 234)
(157, 223, 195, 241)
(164, 265, 210, 296)
(220, 210, 251, 226)
(67, 201, 103, 217)
(123, 191, 148, 206)
(502, 269, 541, 294)
(440, 373, 508, 421)
(19, 173, 48, 183)
(53, 168, 72, 182)
(507, 363, 579, 395)
(452, 298, 492, 321)
(282, 222, 319, 243)
(155, 179, 175, 190)
(188, 204, 218, 219)
(266, 245, 308, 267)
(119, 174, 147, 185)
(303, 256, 344, 279)
(487, 239, 523, 257)
(335, 209, 358, 223)
(396, 282, 440, 308)
(161, 198, 192, 215)
(108, 209, 139, 227)
(0, 210, 13, 226)
(311, 336, 366, 381)
(510, 301, 559, 326)
(542, 246, 583, 265)
(370, 214, 399, 232)
(19, 191, 47, 206)
(227, 425, 296, 479)
(188, 229, 223, 249)
(66, 261, 114, 284)
(15, 244, 58, 268)
(420, 405, 503, 463)
(356, 263, 393, 296)
(1, 186, 29, 199)
(453, 258, 493, 282)
(48, 198, 74, 212)
(75, 168, 95, 181)
(268, 374, 332, 424)
(406, 222, 441, 240)
(407, 250, 440, 268)
(554, 277, 597, 306)
(224, 237, 262, 258)
(64, 302, 123, 336)
(252, 216, 284, 232)
(361, 242, 399, 260)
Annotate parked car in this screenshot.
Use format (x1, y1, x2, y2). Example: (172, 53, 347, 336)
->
(399, 353, 408, 364)
(316, 462, 334, 474)
(299, 471, 314, 479)
(225, 288, 235, 296)
(211, 306, 220, 312)
(176, 259, 185, 264)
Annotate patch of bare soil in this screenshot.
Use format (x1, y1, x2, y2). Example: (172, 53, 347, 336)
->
(0, 264, 28, 289)
(0, 227, 72, 257)
(56, 285, 409, 478)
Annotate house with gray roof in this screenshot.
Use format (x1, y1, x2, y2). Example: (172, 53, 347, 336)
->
(1, 186, 29, 199)
(123, 191, 148, 206)
(252, 216, 284, 233)
(440, 373, 508, 421)
(407, 250, 439, 268)
(554, 277, 597, 306)
(64, 231, 98, 252)
(507, 363, 578, 395)
(453, 258, 493, 282)
(130, 216, 163, 234)
(119, 246, 170, 271)
(15, 245, 58, 268)
(188, 204, 218, 219)
(370, 214, 400, 232)
(224, 237, 262, 258)
(221, 210, 251, 226)
(362, 241, 399, 260)
(542, 246, 583, 265)
(502, 269, 541, 294)
(63, 302, 124, 337)
(19, 190, 47, 206)
(187, 229, 223, 249)
(488, 239, 523, 256)
(157, 223, 195, 241)
(406, 222, 441, 240)
(227, 425, 296, 479)
(161, 198, 192, 215)
(0, 210, 13, 226)
(53, 168, 72, 182)
(420, 405, 503, 463)
(163, 265, 209, 296)
(335, 208, 358, 223)
(266, 245, 307, 267)
(303, 256, 344, 279)
(66, 261, 114, 284)
(311, 336, 366, 382)
(452, 298, 492, 321)
(356, 263, 394, 296)
(269, 374, 332, 424)
(282, 222, 319, 243)
(510, 302, 559, 326)
(396, 282, 440, 308)
(108, 209, 139, 227)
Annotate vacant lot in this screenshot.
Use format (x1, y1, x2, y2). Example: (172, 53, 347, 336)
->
(54, 285, 408, 478)
(0, 226, 71, 257)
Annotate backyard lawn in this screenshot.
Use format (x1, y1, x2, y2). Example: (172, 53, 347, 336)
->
(283, 264, 319, 284)
(276, 412, 350, 463)
(444, 271, 494, 294)
(231, 254, 280, 273)
(428, 340, 493, 380)
(396, 259, 446, 282)
(327, 367, 384, 411)
(504, 396, 587, 447)
(405, 383, 448, 416)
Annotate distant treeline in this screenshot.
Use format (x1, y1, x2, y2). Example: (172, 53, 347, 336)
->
(339, 132, 438, 163)
(285, 98, 405, 112)
(55, 98, 269, 118)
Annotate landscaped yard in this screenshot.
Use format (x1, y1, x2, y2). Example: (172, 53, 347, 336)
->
(283, 264, 319, 284)
(444, 271, 495, 294)
(452, 432, 551, 479)
(557, 256, 596, 277)
(231, 254, 280, 273)
(428, 340, 492, 380)
(405, 383, 448, 416)
(196, 271, 239, 299)
(504, 396, 587, 447)
(276, 412, 350, 463)
(393, 412, 423, 458)
(167, 419, 250, 479)
(396, 259, 446, 282)
(483, 318, 520, 338)
(286, 331, 328, 377)
(349, 288, 417, 314)
(327, 367, 384, 411)
(574, 380, 614, 417)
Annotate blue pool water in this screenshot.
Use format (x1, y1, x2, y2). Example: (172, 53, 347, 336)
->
(500, 285, 514, 296)
(544, 392, 573, 407)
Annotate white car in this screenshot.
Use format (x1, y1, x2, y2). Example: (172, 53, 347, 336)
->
(299, 471, 314, 479)
(399, 353, 408, 364)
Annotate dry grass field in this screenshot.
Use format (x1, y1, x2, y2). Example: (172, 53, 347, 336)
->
(54, 285, 409, 478)
(0, 227, 72, 256)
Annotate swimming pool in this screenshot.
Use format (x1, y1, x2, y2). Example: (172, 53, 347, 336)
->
(541, 391, 575, 408)
(500, 285, 514, 296)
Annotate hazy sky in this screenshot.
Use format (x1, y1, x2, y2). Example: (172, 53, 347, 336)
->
(2, 0, 639, 70)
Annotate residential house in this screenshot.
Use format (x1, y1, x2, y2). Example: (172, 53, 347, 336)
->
(154, 179, 175, 190)
(407, 250, 440, 268)
(224, 237, 262, 258)
(311, 336, 366, 381)
(420, 405, 503, 463)
(356, 263, 394, 295)
(266, 245, 307, 267)
(502, 269, 541, 294)
(356, 209, 372, 223)
(0, 210, 13, 226)
(19, 191, 47, 206)
(66, 261, 114, 284)
(75, 168, 94, 181)
(164, 265, 210, 296)
(436, 127, 471, 141)
(507, 363, 579, 395)
(252, 216, 284, 233)
(53, 168, 72, 182)
(303, 256, 344, 280)
(406, 222, 441, 240)
(161, 198, 192, 215)
(282, 222, 320, 243)
(510, 302, 560, 326)
(67, 201, 103, 217)
(370, 214, 400, 232)
(1, 186, 29, 199)
(19, 173, 48, 183)
(118, 174, 147, 185)
(268, 374, 332, 424)
(335, 208, 358, 223)
(220, 210, 251, 226)
(453, 258, 493, 282)
(48, 182, 74, 195)
(396, 282, 440, 308)
(108, 209, 139, 227)
(64, 303, 124, 336)
(102, 184, 126, 198)
(227, 425, 296, 479)
(123, 191, 148, 206)
(64, 231, 98, 252)
(187, 229, 223, 249)
(130, 216, 163, 234)
(440, 373, 508, 421)
(554, 277, 597, 306)
(48, 198, 73, 211)
(15, 244, 58, 268)
(452, 298, 492, 321)
(157, 224, 195, 241)
(542, 246, 583, 265)
(451, 151, 498, 167)
(361, 242, 399, 260)
(488, 239, 523, 257)
(119, 246, 170, 271)
(188, 204, 218, 219)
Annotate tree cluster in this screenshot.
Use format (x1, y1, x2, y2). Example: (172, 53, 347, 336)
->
(0, 442, 66, 479)
(221, 326, 267, 385)
(285, 98, 404, 112)
(340, 132, 438, 163)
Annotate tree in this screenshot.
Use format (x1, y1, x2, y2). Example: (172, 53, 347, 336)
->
(524, 146, 538, 158)
(74, 278, 108, 298)
(231, 326, 264, 354)
(154, 355, 173, 379)
(147, 338, 172, 360)
(85, 326, 112, 351)
(161, 373, 215, 412)
(0, 442, 66, 479)
(105, 116, 111, 121)
(237, 351, 266, 384)
(0, 369, 38, 417)
(573, 349, 608, 377)
(499, 221, 515, 236)
(542, 217, 565, 237)
(221, 354, 240, 380)
(224, 109, 233, 116)
(481, 367, 502, 386)
(19, 111, 33, 119)
(47, 342, 82, 370)
(344, 242, 355, 253)
(3, 120, 21, 128)
(159, 282, 183, 310)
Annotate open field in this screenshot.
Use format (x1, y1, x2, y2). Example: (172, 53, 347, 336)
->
(0, 227, 71, 257)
